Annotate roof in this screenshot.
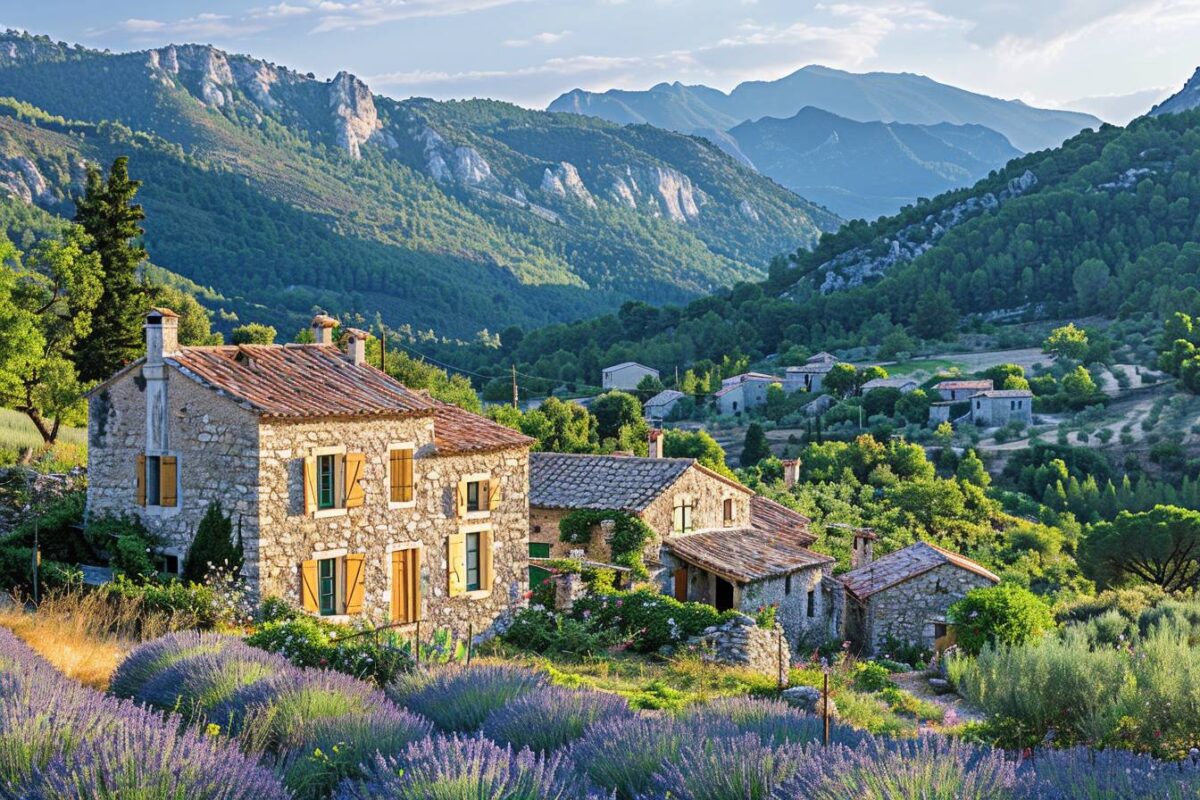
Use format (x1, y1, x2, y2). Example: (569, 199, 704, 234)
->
(644, 389, 685, 407)
(975, 390, 1033, 399)
(839, 541, 999, 600)
(147, 307, 179, 319)
(935, 380, 993, 390)
(808, 352, 837, 364)
(431, 403, 534, 455)
(724, 372, 780, 385)
(665, 497, 831, 583)
(603, 362, 658, 374)
(862, 378, 917, 390)
(787, 362, 836, 374)
(167, 345, 436, 420)
(529, 452, 694, 512)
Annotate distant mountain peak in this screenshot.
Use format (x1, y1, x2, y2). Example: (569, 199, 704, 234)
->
(1149, 66, 1200, 117)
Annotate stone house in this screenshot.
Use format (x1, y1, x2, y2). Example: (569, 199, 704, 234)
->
(969, 389, 1033, 427)
(784, 353, 838, 394)
(835, 541, 999, 654)
(934, 379, 993, 401)
(643, 389, 685, 421)
(714, 372, 779, 416)
(860, 377, 918, 394)
(602, 362, 660, 391)
(86, 310, 533, 638)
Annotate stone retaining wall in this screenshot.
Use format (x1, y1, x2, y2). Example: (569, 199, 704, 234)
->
(691, 613, 789, 685)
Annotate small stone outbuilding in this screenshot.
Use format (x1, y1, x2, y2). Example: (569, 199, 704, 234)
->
(969, 390, 1033, 427)
(602, 362, 660, 391)
(836, 541, 999, 655)
(934, 380, 993, 401)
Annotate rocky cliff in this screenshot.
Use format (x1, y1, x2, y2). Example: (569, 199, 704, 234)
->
(1150, 67, 1200, 117)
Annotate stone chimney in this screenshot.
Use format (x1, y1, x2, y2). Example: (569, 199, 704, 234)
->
(144, 307, 180, 365)
(648, 428, 664, 459)
(852, 528, 877, 569)
(311, 314, 338, 346)
(782, 458, 801, 487)
(344, 328, 370, 366)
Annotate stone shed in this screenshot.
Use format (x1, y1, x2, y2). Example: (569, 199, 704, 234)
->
(836, 541, 999, 655)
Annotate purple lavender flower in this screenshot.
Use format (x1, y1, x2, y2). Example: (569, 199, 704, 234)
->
(647, 733, 809, 800)
(109, 631, 239, 700)
(685, 696, 867, 749)
(481, 686, 632, 753)
(1017, 746, 1200, 800)
(388, 664, 546, 733)
(570, 715, 709, 800)
(335, 735, 610, 799)
(135, 646, 290, 721)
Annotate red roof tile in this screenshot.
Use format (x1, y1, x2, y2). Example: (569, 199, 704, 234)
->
(432, 403, 534, 455)
(839, 541, 999, 599)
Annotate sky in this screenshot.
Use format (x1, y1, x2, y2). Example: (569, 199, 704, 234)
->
(5, 0, 1200, 122)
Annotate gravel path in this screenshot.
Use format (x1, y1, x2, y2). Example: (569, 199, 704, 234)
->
(892, 671, 987, 726)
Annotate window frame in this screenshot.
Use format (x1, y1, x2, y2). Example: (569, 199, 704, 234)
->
(672, 495, 694, 534)
(784, 574, 792, 595)
(310, 446, 348, 519)
(387, 541, 422, 624)
(387, 443, 416, 509)
(807, 589, 815, 618)
(317, 556, 340, 616)
(317, 454, 337, 510)
(466, 481, 482, 513)
(145, 455, 162, 506)
(722, 497, 735, 527)
(465, 531, 482, 591)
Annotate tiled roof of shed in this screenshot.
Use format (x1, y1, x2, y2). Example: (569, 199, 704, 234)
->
(935, 380, 993, 390)
(665, 497, 831, 583)
(529, 453, 694, 512)
(432, 403, 534, 454)
(644, 389, 685, 407)
(839, 541, 999, 600)
(975, 390, 1033, 399)
(169, 345, 436, 420)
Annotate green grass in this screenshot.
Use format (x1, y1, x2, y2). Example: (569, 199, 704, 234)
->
(880, 358, 964, 377)
(0, 408, 87, 470)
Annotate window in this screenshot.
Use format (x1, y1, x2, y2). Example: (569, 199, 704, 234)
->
(137, 454, 177, 508)
(317, 454, 337, 510)
(466, 481, 481, 513)
(723, 498, 735, 526)
(317, 557, 338, 615)
(784, 574, 792, 595)
(933, 622, 949, 640)
(391, 547, 421, 624)
(465, 532, 481, 591)
(976, 400, 982, 409)
(807, 589, 815, 618)
(389, 446, 414, 505)
(155, 552, 180, 577)
(457, 475, 499, 517)
(672, 496, 693, 534)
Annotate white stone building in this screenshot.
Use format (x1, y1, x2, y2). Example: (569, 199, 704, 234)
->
(643, 389, 685, 421)
(601, 362, 660, 391)
(86, 310, 533, 637)
(969, 389, 1033, 427)
(714, 372, 780, 416)
(784, 353, 839, 394)
(934, 379, 994, 401)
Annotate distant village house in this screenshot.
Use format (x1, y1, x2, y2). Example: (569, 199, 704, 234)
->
(602, 362, 660, 391)
(970, 389, 1033, 427)
(934, 380, 994, 401)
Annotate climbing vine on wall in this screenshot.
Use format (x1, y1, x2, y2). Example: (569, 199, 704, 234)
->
(558, 509, 653, 580)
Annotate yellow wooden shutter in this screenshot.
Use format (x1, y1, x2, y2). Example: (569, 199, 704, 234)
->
(392, 548, 421, 623)
(487, 477, 502, 511)
(344, 553, 365, 614)
(390, 449, 414, 504)
(447, 532, 466, 596)
(389, 450, 402, 503)
(300, 560, 319, 611)
(136, 455, 147, 506)
(455, 481, 468, 517)
(344, 453, 366, 508)
(480, 528, 494, 592)
(303, 456, 317, 515)
(159, 456, 178, 507)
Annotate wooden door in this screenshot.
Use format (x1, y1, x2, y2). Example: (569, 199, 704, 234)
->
(673, 568, 688, 601)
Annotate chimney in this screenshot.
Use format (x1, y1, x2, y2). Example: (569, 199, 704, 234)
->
(344, 328, 370, 366)
(852, 528, 877, 569)
(311, 314, 338, 346)
(648, 428, 664, 459)
(144, 307, 180, 365)
(782, 458, 801, 487)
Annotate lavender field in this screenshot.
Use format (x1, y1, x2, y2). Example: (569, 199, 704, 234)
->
(3, 627, 1198, 799)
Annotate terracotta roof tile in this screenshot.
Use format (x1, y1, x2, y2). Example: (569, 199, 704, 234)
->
(749, 496, 816, 544)
(432, 403, 534, 455)
(839, 541, 999, 599)
(169, 345, 435, 420)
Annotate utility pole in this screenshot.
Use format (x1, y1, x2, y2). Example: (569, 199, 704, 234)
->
(379, 323, 387, 371)
(511, 365, 519, 409)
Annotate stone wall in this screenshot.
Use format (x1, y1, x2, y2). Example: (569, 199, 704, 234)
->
(255, 415, 530, 639)
(691, 613, 789, 685)
(87, 366, 263, 580)
(859, 563, 996, 654)
(739, 565, 832, 651)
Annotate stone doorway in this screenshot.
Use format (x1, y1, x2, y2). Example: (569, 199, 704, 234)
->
(715, 576, 734, 612)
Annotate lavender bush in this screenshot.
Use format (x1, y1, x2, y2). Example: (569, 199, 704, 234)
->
(0, 628, 288, 799)
(135, 646, 290, 721)
(388, 664, 546, 733)
(570, 716, 708, 800)
(334, 735, 610, 799)
(777, 735, 1017, 800)
(685, 696, 868, 749)
(480, 686, 632, 752)
(109, 630, 238, 699)
(1016, 747, 1200, 800)
(647, 733, 809, 800)
(277, 705, 435, 800)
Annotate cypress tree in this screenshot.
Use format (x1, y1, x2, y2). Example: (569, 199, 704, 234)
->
(740, 422, 772, 467)
(73, 157, 148, 381)
(183, 502, 241, 582)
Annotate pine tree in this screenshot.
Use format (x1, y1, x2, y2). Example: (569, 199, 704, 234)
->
(73, 157, 148, 381)
(183, 502, 241, 582)
(740, 422, 772, 467)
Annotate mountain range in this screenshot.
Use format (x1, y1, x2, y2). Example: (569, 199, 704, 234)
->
(550, 66, 1101, 219)
(0, 31, 839, 338)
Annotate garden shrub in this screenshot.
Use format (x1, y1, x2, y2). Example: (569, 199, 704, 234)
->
(480, 685, 632, 752)
(183, 501, 242, 582)
(337, 736, 602, 800)
(569, 589, 736, 653)
(501, 606, 618, 656)
(570, 716, 700, 799)
(648, 733, 806, 800)
(387, 664, 546, 733)
(949, 584, 1056, 654)
(1015, 746, 1200, 799)
(135, 646, 289, 720)
(683, 696, 866, 749)
(110, 631, 238, 699)
(852, 661, 895, 693)
(245, 615, 414, 685)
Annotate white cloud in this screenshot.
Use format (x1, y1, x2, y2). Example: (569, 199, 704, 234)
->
(503, 30, 570, 47)
(310, 0, 536, 33)
(116, 12, 264, 39)
(254, 2, 313, 18)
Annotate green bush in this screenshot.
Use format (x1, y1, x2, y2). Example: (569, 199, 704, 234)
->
(500, 606, 617, 656)
(183, 501, 242, 582)
(245, 616, 414, 686)
(85, 514, 158, 578)
(569, 589, 735, 653)
(852, 661, 895, 693)
(949, 584, 1056, 655)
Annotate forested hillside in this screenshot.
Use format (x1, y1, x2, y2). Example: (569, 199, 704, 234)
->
(0, 31, 838, 337)
(422, 108, 1200, 391)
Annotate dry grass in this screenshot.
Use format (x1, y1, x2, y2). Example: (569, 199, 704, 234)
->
(0, 588, 198, 689)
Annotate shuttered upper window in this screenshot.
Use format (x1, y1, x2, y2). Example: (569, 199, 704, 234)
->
(301, 553, 365, 616)
(388, 445, 415, 506)
(303, 450, 365, 515)
(136, 454, 177, 508)
(448, 527, 493, 597)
